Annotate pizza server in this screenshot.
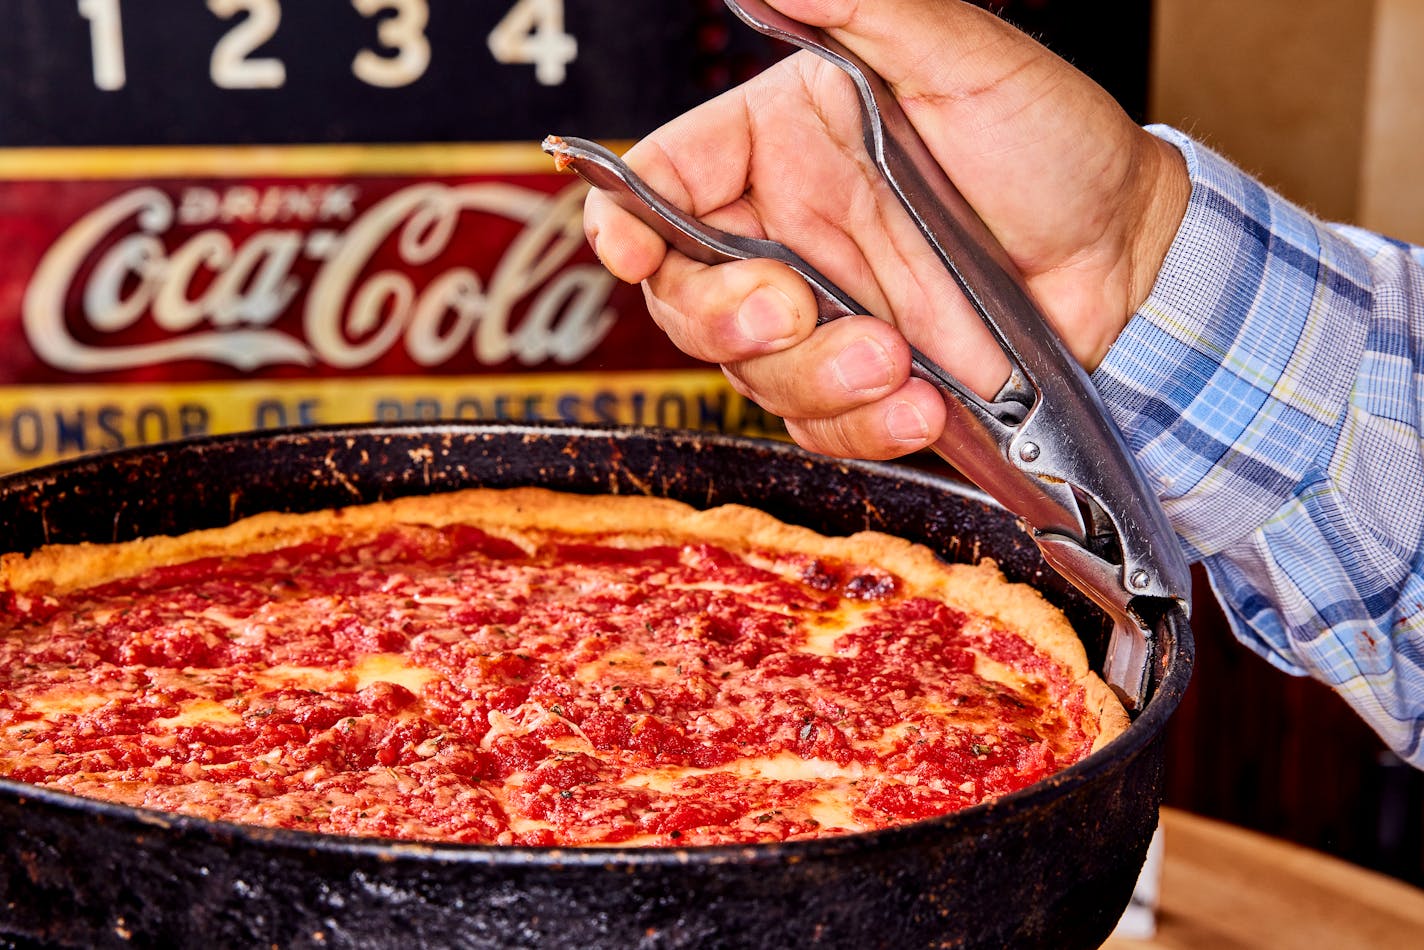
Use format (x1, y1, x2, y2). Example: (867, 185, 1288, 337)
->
(544, 0, 1191, 711)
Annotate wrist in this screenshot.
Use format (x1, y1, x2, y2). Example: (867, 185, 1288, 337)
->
(1047, 128, 1192, 374)
(1123, 133, 1192, 334)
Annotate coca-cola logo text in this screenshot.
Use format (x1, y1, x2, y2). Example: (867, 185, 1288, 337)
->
(22, 180, 618, 374)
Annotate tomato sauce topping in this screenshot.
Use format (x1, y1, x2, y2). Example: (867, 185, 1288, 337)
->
(0, 523, 1097, 846)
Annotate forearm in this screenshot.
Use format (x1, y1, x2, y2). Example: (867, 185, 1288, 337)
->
(1093, 126, 1424, 765)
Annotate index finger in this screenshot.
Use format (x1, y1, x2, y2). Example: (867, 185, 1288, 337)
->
(580, 99, 761, 292)
(580, 81, 766, 286)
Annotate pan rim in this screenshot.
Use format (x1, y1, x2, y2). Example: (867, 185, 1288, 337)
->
(0, 421, 1192, 868)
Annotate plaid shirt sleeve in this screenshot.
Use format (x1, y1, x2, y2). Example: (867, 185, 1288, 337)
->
(1092, 125, 1424, 767)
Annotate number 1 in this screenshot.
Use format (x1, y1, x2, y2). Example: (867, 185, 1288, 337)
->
(78, 0, 126, 91)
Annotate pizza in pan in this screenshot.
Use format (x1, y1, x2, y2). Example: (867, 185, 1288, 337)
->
(0, 487, 1126, 847)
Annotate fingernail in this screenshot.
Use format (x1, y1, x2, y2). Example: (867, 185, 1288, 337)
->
(736, 286, 798, 344)
(832, 338, 895, 393)
(885, 402, 929, 442)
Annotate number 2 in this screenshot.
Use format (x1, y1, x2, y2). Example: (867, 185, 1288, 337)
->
(488, 0, 577, 86)
(207, 0, 286, 89)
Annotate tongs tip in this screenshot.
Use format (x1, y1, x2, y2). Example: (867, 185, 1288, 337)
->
(542, 134, 611, 175)
(540, 134, 575, 171)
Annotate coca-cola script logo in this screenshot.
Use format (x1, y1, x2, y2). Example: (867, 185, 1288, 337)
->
(22, 180, 618, 374)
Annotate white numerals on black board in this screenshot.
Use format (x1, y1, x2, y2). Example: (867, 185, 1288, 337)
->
(207, 0, 286, 89)
(350, 0, 432, 89)
(77, 0, 126, 90)
(487, 0, 578, 87)
(76, 0, 578, 91)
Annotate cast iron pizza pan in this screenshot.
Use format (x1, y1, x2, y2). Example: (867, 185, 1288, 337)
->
(0, 423, 1193, 950)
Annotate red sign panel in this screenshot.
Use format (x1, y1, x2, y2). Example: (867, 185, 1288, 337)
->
(0, 144, 783, 469)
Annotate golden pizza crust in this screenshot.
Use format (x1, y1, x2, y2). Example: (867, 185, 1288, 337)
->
(0, 486, 1128, 747)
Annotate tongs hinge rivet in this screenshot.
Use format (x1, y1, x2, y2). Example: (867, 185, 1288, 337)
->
(1130, 570, 1151, 591)
(1018, 442, 1041, 463)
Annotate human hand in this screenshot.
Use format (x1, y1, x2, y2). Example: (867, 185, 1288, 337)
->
(581, 0, 1190, 460)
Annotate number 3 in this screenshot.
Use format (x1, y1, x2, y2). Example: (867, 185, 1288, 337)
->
(352, 0, 431, 89)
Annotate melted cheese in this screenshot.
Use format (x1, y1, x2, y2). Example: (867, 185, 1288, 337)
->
(26, 691, 109, 719)
(198, 606, 249, 632)
(159, 699, 243, 727)
(252, 664, 350, 691)
(574, 650, 675, 684)
(799, 602, 879, 656)
(972, 653, 1032, 691)
(253, 653, 440, 694)
(353, 653, 442, 692)
(806, 791, 866, 833)
(18, 689, 240, 734)
(503, 814, 557, 836)
(622, 753, 864, 792)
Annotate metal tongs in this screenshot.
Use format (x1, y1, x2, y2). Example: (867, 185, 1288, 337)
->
(543, 0, 1191, 710)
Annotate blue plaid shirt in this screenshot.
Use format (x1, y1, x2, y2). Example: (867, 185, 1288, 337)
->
(1093, 126, 1424, 767)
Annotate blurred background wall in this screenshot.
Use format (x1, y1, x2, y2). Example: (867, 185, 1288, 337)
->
(1153, 0, 1424, 242)
(1149, 0, 1424, 885)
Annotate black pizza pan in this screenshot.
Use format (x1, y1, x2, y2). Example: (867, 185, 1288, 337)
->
(0, 423, 1193, 950)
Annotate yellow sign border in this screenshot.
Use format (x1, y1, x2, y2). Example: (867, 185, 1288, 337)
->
(0, 371, 789, 472)
(0, 140, 635, 180)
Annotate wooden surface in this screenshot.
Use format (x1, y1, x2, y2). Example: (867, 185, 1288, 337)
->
(1104, 808, 1424, 949)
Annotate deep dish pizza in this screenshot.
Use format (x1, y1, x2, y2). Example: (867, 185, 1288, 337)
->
(0, 488, 1126, 847)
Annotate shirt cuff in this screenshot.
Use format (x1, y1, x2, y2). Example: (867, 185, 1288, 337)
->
(1091, 125, 1370, 561)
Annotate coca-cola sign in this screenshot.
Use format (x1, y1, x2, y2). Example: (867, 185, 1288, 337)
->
(6, 168, 687, 382)
(0, 144, 781, 470)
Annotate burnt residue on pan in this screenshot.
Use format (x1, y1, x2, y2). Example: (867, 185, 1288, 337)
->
(0, 422, 1192, 950)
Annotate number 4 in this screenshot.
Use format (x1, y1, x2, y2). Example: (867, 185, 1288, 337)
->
(488, 0, 577, 87)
